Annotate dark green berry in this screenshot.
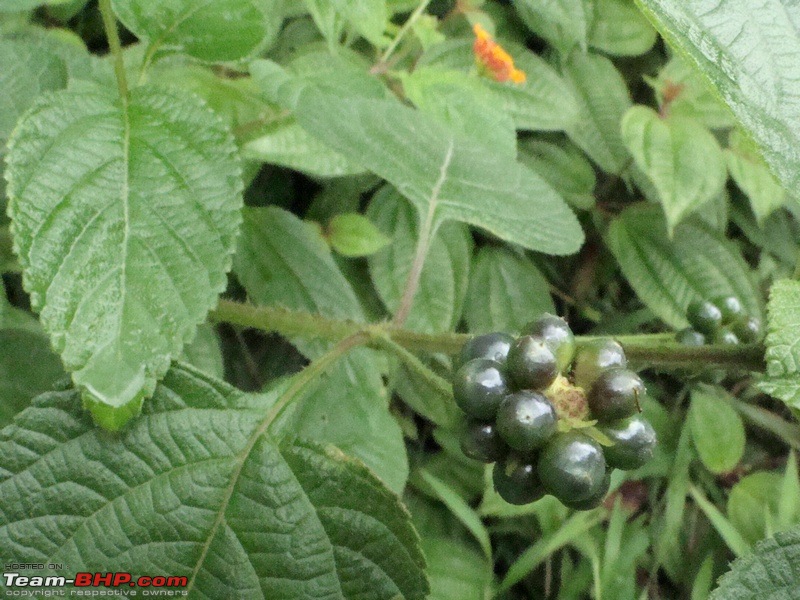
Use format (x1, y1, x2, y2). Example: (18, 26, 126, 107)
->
(506, 335, 559, 391)
(496, 391, 558, 452)
(452, 358, 508, 420)
(561, 471, 611, 511)
(687, 300, 723, 335)
(493, 453, 546, 505)
(733, 316, 763, 344)
(675, 328, 706, 346)
(522, 313, 575, 372)
(713, 328, 740, 345)
(460, 420, 508, 463)
(588, 367, 644, 421)
(712, 296, 745, 325)
(538, 432, 607, 502)
(572, 339, 627, 391)
(599, 415, 657, 470)
(457, 332, 514, 369)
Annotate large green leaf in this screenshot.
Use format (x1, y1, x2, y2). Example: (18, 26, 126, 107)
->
(710, 524, 800, 599)
(606, 205, 761, 328)
(563, 52, 632, 174)
(5, 84, 242, 430)
(464, 246, 554, 335)
(111, 0, 282, 62)
(635, 0, 800, 197)
(233, 206, 408, 489)
(760, 279, 800, 408)
(621, 105, 727, 233)
(0, 364, 428, 599)
(689, 386, 745, 474)
(367, 187, 471, 333)
(251, 60, 584, 256)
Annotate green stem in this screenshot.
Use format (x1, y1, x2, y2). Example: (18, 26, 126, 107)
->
(210, 300, 766, 371)
(379, 0, 432, 65)
(98, 0, 128, 103)
(369, 332, 452, 400)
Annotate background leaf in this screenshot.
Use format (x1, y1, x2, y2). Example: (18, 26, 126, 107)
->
(6, 84, 243, 429)
(606, 205, 761, 329)
(760, 279, 800, 408)
(251, 60, 584, 256)
(464, 246, 555, 334)
(689, 386, 746, 474)
(0, 364, 428, 599)
(111, 0, 283, 62)
(327, 212, 390, 257)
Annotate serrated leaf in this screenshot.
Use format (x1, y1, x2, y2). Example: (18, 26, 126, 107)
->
(588, 0, 657, 56)
(710, 524, 800, 599)
(621, 105, 727, 233)
(327, 213, 390, 257)
(512, 0, 590, 54)
(726, 129, 787, 225)
(464, 246, 554, 335)
(760, 280, 800, 408)
(417, 39, 580, 132)
(0, 364, 428, 599)
(635, 0, 800, 201)
(689, 387, 746, 474)
(112, 0, 282, 62)
(0, 328, 65, 427)
(606, 205, 761, 329)
(563, 52, 632, 174)
(519, 138, 596, 210)
(251, 60, 584, 256)
(6, 84, 242, 429)
(367, 187, 471, 333)
(233, 206, 407, 488)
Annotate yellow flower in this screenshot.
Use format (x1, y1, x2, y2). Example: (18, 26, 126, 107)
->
(472, 23, 526, 84)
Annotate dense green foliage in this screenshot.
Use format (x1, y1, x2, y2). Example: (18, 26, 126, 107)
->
(2, 0, 800, 598)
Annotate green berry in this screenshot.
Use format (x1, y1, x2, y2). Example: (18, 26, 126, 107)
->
(452, 359, 508, 420)
(493, 453, 546, 505)
(506, 335, 559, 391)
(687, 300, 723, 335)
(457, 332, 514, 369)
(733, 316, 763, 344)
(713, 328, 740, 345)
(538, 432, 607, 502)
(496, 391, 558, 452)
(460, 420, 508, 463)
(572, 339, 627, 391)
(522, 313, 575, 372)
(588, 367, 644, 421)
(712, 295, 745, 325)
(599, 415, 657, 470)
(675, 328, 706, 346)
(561, 471, 610, 511)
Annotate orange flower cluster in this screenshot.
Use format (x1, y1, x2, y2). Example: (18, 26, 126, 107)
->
(472, 23, 526, 84)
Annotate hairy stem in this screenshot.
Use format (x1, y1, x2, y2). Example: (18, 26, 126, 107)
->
(98, 0, 128, 103)
(211, 299, 766, 372)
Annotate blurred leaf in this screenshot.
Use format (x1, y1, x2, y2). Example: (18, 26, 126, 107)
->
(760, 280, 800, 408)
(519, 138, 596, 210)
(778, 452, 800, 530)
(251, 60, 584, 255)
(690, 485, 750, 557)
(728, 472, 784, 547)
(691, 554, 715, 600)
(622, 106, 727, 233)
(726, 129, 787, 225)
(420, 537, 492, 600)
(512, 0, 590, 54)
(464, 246, 555, 335)
(689, 386, 746, 474)
(563, 52, 632, 174)
(112, 0, 283, 62)
(607, 205, 761, 329)
(635, 0, 800, 199)
(588, 0, 657, 56)
(327, 213, 391, 257)
(710, 524, 800, 599)
(367, 187, 471, 333)
(181, 323, 224, 379)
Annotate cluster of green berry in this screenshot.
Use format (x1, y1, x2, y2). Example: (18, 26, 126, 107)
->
(453, 315, 657, 510)
(677, 296, 762, 346)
